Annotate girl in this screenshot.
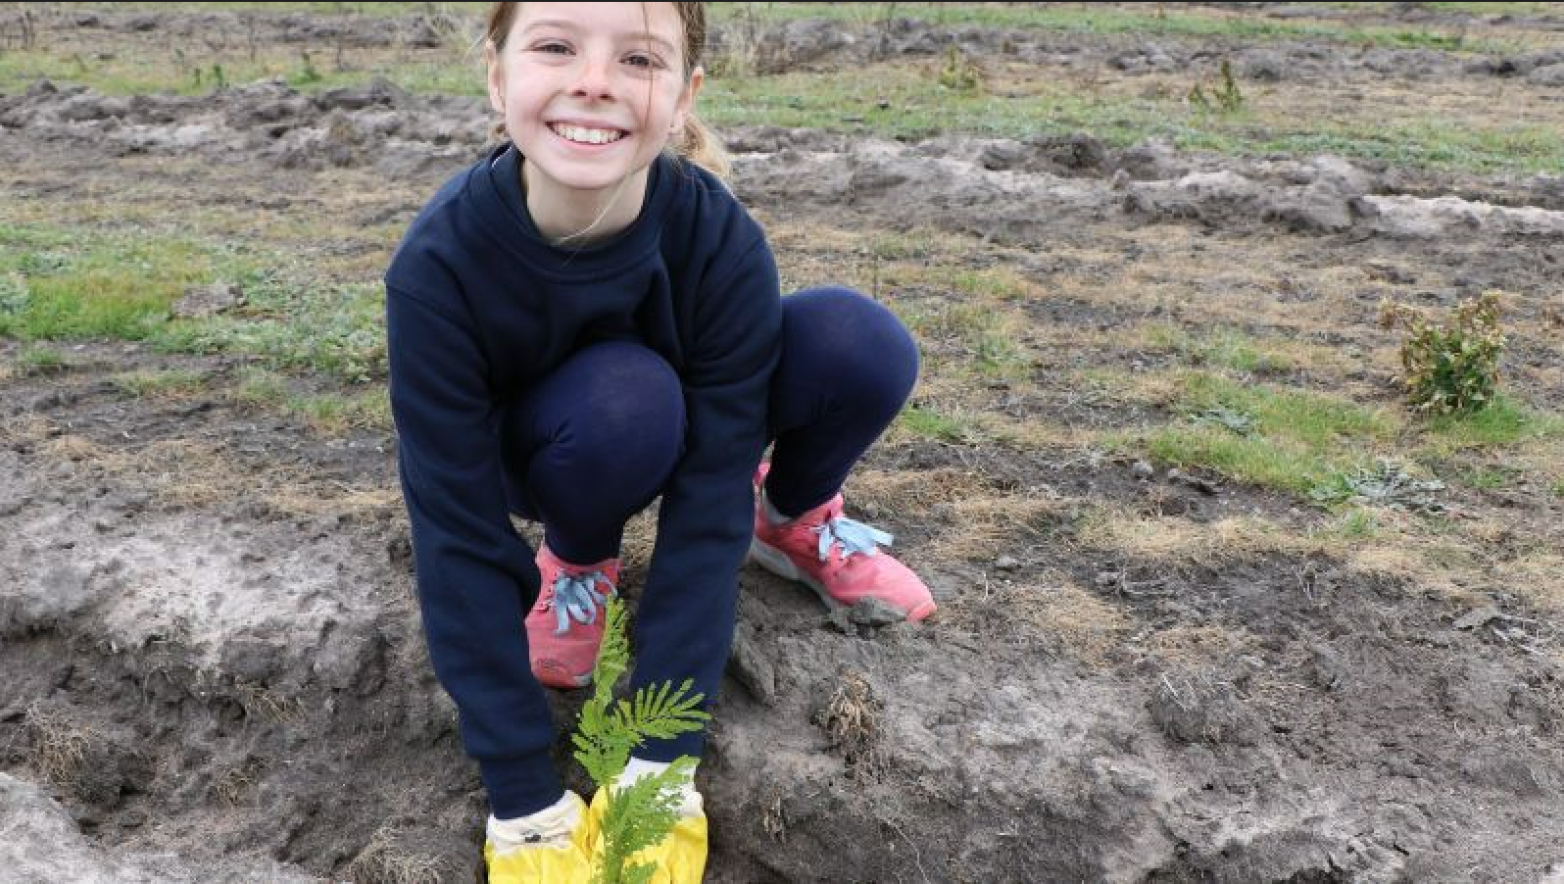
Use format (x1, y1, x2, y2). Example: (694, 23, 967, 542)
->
(385, 3, 933, 881)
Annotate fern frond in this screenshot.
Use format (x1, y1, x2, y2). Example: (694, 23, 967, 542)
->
(597, 761, 694, 876)
(611, 679, 710, 743)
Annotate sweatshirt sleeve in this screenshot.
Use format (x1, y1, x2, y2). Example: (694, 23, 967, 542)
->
(386, 285, 562, 817)
(628, 234, 783, 762)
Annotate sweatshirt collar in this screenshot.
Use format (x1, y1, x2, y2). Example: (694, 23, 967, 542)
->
(469, 143, 670, 279)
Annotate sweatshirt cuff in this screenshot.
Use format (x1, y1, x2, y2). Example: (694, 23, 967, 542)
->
(481, 750, 564, 820)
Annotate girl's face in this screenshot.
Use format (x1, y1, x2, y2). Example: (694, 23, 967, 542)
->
(487, 2, 701, 198)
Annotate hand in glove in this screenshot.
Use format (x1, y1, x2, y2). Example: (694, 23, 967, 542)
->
(587, 757, 707, 884)
(484, 790, 594, 884)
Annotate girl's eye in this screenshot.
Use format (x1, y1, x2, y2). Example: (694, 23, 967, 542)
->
(533, 41, 571, 55)
(624, 53, 662, 70)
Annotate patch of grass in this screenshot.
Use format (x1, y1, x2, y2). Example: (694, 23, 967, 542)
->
(1144, 325, 1291, 374)
(1552, 478, 1564, 499)
(0, 223, 247, 341)
(1419, 395, 1564, 449)
(901, 301, 1029, 378)
(12, 344, 71, 376)
(286, 388, 392, 433)
(706, 3, 1507, 51)
(155, 272, 386, 383)
(1332, 508, 1381, 539)
(110, 368, 209, 398)
(897, 404, 973, 443)
(1454, 464, 1518, 491)
(1178, 372, 1397, 448)
(1143, 427, 1333, 494)
(1136, 372, 1398, 495)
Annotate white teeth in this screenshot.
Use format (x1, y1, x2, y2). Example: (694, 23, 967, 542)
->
(552, 124, 624, 145)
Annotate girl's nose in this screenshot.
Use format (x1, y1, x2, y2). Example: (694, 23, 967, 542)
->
(571, 55, 615, 100)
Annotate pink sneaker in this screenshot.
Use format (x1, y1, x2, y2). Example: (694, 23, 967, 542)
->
(525, 545, 619, 689)
(750, 465, 936, 622)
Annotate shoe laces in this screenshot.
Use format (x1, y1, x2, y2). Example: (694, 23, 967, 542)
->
(544, 570, 613, 636)
(814, 515, 894, 563)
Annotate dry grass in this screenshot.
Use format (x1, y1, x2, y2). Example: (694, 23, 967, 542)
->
(1138, 624, 1259, 669)
(1077, 509, 1320, 566)
(922, 495, 1068, 564)
(23, 702, 94, 789)
(815, 671, 884, 780)
(342, 824, 445, 884)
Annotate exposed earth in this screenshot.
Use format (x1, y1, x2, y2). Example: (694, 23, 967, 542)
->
(2, 4, 1564, 883)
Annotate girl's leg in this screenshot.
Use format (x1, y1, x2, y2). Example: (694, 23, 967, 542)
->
(502, 341, 685, 565)
(753, 286, 935, 621)
(765, 286, 920, 515)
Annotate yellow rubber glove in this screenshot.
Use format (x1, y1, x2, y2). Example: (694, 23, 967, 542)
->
(587, 758, 708, 884)
(484, 790, 595, 884)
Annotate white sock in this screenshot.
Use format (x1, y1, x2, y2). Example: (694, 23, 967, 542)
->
(618, 756, 704, 818)
(487, 790, 582, 849)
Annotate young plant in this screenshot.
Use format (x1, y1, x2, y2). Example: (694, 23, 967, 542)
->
(1188, 58, 1243, 113)
(574, 597, 708, 884)
(1379, 290, 1505, 414)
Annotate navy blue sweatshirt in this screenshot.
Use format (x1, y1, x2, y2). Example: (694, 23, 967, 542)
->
(385, 144, 782, 817)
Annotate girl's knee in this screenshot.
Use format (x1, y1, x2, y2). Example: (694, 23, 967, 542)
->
(782, 286, 919, 396)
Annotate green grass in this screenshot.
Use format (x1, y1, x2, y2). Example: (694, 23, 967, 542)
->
(1144, 324, 1291, 374)
(153, 272, 386, 383)
(900, 301, 1028, 379)
(710, 3, 1505, 51)
(1416, 395, 1564, 453)
(0, 221, 386, 383)
(1329, 507, 1381, 539)
(702, 66, 1564, 175)
(110, 368, 210, 398)
(898, 404, 973, 443)
(0, 46, 484, 99)
(0, 222, 244, 341)
(12, 344, 71, 376)
(286, 388, 392, 432)
(1135, 371, 1398, 494)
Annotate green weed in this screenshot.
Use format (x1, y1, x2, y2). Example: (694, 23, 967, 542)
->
(111, 368, 209, 398)
(898, 405, 973, 443)
(1379, 291, 1506, 415)
(1330, 508, 1381, 539)
(13, 344, 70, 376)
(1188, 59, 1244, 114)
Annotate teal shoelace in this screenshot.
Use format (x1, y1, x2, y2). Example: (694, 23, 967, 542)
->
(814, 516, 894, 562)
(547, 571, 612, 636)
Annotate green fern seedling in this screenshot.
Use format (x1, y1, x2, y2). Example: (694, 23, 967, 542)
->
(573, 597, 709, 884)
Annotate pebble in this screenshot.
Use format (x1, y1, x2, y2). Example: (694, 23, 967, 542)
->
(994, 555, 1020, 571)
(1132, 460, 1155, 479)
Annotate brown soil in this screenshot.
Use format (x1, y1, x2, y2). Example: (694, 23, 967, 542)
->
(3, 5, 1563, 884)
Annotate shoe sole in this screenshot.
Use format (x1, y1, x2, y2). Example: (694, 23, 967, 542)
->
(748, 538, 935, 622)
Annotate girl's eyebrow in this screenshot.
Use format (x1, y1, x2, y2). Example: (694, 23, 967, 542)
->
(518, 18, 676, 54)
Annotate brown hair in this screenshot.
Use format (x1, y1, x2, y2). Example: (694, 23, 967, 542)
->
(484, 2, 729, 178)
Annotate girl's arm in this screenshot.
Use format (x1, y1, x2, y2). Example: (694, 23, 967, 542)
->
(627, 234, 784, 763)
(386, 285, 562, 818)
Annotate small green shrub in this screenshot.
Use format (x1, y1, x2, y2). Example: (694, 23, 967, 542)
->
(1379, 291, 1505, 414)
(937, 45, 982, 93)
(1188, 58, 1244, 113)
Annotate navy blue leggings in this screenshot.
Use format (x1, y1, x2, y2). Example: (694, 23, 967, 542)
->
(499, 286, 919, 564)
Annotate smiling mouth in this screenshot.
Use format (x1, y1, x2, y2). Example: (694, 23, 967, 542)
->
(549, 123, 627, 145)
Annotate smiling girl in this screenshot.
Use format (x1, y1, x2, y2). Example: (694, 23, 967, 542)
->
(385, 3, 934, 880)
